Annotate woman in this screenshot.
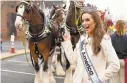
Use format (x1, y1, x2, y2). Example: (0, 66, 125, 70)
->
(61, 11, 120, 83)
(110, 20, 127, 83)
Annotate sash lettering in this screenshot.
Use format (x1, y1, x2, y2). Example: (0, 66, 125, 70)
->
(79, 36, 102, 83)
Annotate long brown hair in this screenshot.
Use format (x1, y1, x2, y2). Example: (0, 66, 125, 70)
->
(81, 11, 105, 55)
(102, 21, 108, 33)
(116, 20, 125, 36)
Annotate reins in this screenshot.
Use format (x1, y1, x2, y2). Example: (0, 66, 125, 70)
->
(74, 3, 82, 35)
(21, 22, 34, 68)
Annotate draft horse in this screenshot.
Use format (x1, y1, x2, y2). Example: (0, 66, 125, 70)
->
(61, 0, 84, 83)
(66, 0, 84, 49)
(15, 1, 56, 83)
(49, 4, 67, 76)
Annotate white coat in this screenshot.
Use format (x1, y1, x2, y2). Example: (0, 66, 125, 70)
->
(61, 34, 120, 83)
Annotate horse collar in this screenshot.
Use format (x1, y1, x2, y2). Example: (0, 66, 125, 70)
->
(26, 25, 51, 42)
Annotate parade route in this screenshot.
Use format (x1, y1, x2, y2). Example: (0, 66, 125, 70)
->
(1, 54, 65, 83)
(0, 49, 29, 60)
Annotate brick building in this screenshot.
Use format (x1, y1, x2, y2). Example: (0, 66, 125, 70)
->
(1, 1, 65, 40)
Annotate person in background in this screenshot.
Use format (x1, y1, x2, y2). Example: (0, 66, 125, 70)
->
(110, 20, 127, 83)
(61, 10, 120, 83)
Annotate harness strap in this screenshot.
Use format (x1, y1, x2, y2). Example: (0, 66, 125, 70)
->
(34, 42, 42, 59)
(74, 4, 82, 34)
(21, 24, 34, 69)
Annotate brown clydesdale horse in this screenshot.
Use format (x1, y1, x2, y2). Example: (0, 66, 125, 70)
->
(66, 0, 84, 49)
(49, 4, 67, 76)
(14, 1, 58, 83)
(60, 0, 85, 83)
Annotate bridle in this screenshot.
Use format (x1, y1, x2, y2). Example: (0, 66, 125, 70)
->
(16, 1, 44, 26)
(16, 1, 31, 24)
(51, 8, 66, 21)
(16, 1, 50, 42)
(50, 7, 66, 44)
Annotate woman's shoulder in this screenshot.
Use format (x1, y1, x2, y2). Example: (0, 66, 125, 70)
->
(103, 34, 111, 40)
(101, 34, 111, 46)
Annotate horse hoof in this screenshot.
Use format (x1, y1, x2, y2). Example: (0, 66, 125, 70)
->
(71, 64, 76, 70)
(56, 67, 65, 76)
(64, 68, 72, 83)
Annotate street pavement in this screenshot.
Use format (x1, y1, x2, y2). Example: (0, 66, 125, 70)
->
(1, 40, 65, 83)
(1, 54, 64, 83)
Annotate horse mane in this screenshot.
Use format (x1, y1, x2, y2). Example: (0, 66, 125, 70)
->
(39, 9, 47, 26)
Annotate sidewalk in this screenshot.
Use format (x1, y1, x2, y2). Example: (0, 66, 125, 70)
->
(0, 49, 30, 60)
(0, 40, 29, 60)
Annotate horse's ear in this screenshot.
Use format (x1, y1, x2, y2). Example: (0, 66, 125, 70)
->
(63, 4, 66, 9)
(16, 5, 18, 12)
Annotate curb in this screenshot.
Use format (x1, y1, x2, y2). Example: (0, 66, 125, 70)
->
(0, 49, 30, 60)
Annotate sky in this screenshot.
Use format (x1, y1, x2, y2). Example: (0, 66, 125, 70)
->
(85, 0, 127, 21)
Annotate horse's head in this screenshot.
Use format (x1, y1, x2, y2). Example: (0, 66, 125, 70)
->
(66, 0, 84, 34)
(50, 4, 67, 45)
(50, 4, 66, 23)
(15, 1, 44, 32)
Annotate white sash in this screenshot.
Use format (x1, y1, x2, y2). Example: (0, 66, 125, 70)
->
(79, 36, 102, 83)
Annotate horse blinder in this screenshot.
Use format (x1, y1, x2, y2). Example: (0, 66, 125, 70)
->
(25, 4, 31, 13)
